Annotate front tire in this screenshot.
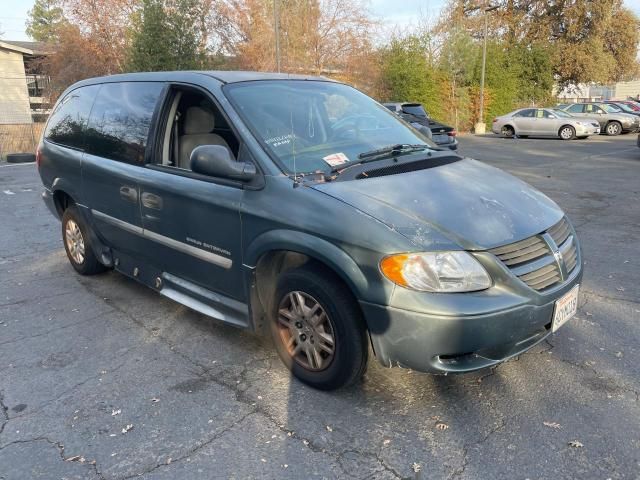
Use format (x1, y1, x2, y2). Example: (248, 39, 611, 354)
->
(270, 265, 368, 390)
(62, 205, 107, 275)
(559, 125, 576, 140)
(605, 121, 622, 136)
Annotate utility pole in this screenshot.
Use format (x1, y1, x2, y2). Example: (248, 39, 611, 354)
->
(474, 4, 499, 135)
(274, 0, 281, 73)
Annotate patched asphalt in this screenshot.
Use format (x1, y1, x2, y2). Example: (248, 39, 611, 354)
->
(1, 133, 639, 479)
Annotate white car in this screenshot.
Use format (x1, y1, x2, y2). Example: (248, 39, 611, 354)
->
(492, 107, 600, 140)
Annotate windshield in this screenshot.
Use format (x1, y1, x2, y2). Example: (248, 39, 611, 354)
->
(600, 104, 621, 113)
(552, 109, 573, 118)
(224, 80, 435, 175)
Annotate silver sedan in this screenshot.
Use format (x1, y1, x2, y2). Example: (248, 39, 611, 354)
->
(492, 108, 600, 140)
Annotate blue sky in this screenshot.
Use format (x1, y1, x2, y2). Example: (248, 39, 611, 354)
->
(1, 0, 639, 42)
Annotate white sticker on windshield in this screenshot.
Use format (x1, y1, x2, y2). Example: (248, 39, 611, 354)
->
(322, 152, 349, 167)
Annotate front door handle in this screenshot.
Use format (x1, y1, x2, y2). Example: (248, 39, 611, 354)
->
(141, 192, 163, 210)
(119, 185, 138, 203)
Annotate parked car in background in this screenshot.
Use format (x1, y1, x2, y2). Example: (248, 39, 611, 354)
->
(603, 101, 640, 118)
(492, 107, 600, 140)
(614, 100, 640, 111)
(559, 102, 639, 135)
(383, 102, 458, 150)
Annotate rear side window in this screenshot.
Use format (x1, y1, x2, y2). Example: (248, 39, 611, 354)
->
(566, 104, 584, 113)
(85, 82, 164, 164)
(44, 85, 100, 149)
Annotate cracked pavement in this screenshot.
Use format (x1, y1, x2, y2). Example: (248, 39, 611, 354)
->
(1, 134, 639, 479)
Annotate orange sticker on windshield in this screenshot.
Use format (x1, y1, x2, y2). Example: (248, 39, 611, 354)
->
(323, 152, 349, 167)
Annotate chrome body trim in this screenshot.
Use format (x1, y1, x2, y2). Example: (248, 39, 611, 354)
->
(91, 209, 232, 269)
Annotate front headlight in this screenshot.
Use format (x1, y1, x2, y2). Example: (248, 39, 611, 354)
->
(380, 251, 492, 292)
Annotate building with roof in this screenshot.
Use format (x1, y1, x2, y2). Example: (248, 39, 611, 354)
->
(0, 40, 52, 124)
(0, 40, 53, 158)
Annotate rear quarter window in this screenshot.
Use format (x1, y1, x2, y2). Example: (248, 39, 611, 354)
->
(85, 82, 164, 164)
(44, 85, 100, 149)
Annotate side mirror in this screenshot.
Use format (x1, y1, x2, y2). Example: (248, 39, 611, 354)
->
(190, 145, 256, 182)
(548, 114, 556, 119)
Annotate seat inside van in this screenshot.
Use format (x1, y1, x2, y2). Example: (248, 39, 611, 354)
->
(162, 90, 239, 169)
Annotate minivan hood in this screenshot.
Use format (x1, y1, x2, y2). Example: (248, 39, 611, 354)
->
(312, 158, 563, 250)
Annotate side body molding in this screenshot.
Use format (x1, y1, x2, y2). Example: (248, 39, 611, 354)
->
(244, 229, 370, 300)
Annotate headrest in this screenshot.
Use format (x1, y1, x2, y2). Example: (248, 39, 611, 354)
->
(183, 106, 215, 135)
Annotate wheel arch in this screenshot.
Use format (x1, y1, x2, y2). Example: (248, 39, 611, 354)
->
(244, 230, 372, 333)
(51, 178, 81, 217)
(558, 124, 576, 137)
(605, 120, 622, 133)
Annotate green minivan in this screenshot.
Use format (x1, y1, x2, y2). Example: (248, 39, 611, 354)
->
(38, 71, 582, 390)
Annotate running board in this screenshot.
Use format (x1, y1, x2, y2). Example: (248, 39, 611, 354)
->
(159, 272, 249, 328)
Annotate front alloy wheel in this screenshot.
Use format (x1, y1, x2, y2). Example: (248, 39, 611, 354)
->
(270, 265, 368, 390)
(559, 126, 575, 140)
(277, 291, 335, 371)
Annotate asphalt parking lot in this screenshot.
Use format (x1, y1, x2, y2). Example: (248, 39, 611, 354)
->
(1, 133, 639, 480)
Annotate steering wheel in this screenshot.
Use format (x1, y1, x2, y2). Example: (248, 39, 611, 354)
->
(330, 114, 378, 141)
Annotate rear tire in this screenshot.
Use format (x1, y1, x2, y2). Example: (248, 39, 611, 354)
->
(559, 125, 576, 140)
(605, 121, 622, 136)
(270, 265, 368, 390)
(62, 205, 107, 275)
(501, 125, 515, 138)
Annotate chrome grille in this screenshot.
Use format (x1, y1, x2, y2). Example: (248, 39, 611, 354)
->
(548, 217, 571, 245)
(490, 218, 579, 292)
(490, 235, 549, 266)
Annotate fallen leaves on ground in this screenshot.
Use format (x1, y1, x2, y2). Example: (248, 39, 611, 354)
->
(568, 440, 584, 448)
(121, 424, 134, 434)
(543, 421, 561, 429)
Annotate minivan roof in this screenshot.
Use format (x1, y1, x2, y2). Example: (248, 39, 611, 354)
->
(72, 70, 332, 87)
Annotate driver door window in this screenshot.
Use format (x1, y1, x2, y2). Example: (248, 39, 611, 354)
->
(156, 88, 239, 171)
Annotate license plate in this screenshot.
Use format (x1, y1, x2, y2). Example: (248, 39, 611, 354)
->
(552, 285, 579, 332)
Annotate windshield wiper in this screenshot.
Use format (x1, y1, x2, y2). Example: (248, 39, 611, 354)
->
(329, 144, 429, 174)
(358, 143, 429, 159)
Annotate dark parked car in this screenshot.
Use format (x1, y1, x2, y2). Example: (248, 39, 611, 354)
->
(383, 102, 458, 150)
(38, 72, 582, 390)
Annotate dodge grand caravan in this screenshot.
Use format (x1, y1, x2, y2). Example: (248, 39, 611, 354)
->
(37, 72, 583, 390)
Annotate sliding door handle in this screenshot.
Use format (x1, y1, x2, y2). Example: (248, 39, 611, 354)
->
(119, 186, 138, 203)
(141, 192, 163, 210)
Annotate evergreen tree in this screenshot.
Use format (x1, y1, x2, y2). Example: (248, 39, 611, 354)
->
(127, 0, 204, 72)
(26, 0, 68, 43)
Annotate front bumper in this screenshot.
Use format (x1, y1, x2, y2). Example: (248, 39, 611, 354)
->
(363, 263, 583, 374)
(577, 124, 599, 135)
